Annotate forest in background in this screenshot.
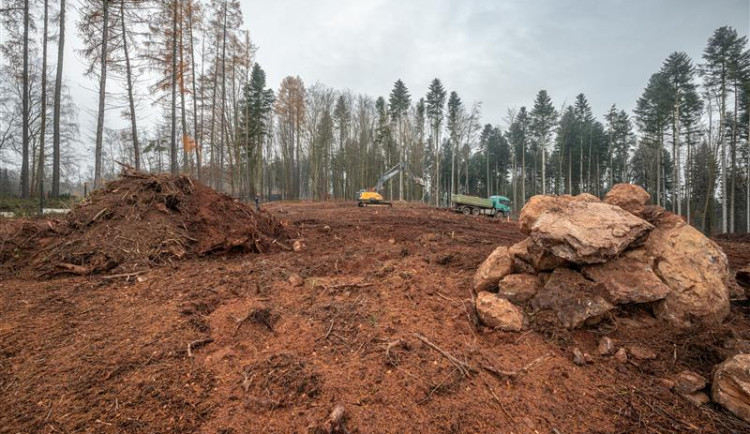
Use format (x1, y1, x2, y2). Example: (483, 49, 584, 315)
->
(0, 1, 748, 234)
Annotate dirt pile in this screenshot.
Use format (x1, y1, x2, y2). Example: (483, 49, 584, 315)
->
(0, 169, 293, 276)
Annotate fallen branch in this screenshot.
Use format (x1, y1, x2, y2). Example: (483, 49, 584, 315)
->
(56, 263, 91, 275)
(327, 282, 375, 290)
(413, 333, 477, 377)
(187, 338, 214, 357)
(482, 353, 552, 380)
(100, 271, 148, 280)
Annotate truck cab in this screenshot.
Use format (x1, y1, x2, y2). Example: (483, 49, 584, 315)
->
(490, 196, 512, 217)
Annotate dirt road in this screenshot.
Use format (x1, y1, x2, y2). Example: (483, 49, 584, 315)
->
(2, 202, 749, 433)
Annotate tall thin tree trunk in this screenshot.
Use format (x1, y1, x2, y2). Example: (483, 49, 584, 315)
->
(187, 0, 201, 179)
(20, 0, 30, 198)
(541, 138, 546, 194)
(37, 0, 49, 208)
(94, 0, 110, 189)
(218, 0, 228, 191)
(52, 0, 65, 197)
(121, 0, 140, 170)
(730, 79, 738, 232)
(170, 0, 179, 175)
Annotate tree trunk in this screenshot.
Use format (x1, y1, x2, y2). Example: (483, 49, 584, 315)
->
(52, 0, 65, 197)
(94, 0, 110, 189)
(730, 79, 737, 232)
(187, 0, 201, 180)
(218, 0, 228, 191)
(170, 0, 179, 175)
(121, 0, 140, 170)
(37, 0, 49, 209)
(20, 0, 30, 198)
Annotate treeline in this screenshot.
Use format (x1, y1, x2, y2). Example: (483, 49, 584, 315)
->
(0, 2, 748, 234)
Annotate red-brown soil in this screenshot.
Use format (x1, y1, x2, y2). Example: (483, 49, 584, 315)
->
(2, 200, 750, 433)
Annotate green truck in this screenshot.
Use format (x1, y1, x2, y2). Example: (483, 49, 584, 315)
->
(451, 194, 511, 218)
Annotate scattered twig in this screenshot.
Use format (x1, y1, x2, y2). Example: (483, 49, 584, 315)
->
(327, 282, 375, 290)
(56, 263, 91, 275)
(90, 207, 110, 224)
(480, 375, 514, 421)
(418, 367, 457, 404)
(482, 353, 552, 380)
(412, 333, 477, 377)
(187, 338, 214, 357)
(100, 271, 148, 280)
(316, 318, 335, 342)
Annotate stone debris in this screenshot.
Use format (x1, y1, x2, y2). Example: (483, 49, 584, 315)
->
(475, 291, 525, 331)
(712, 354, 750, 423)
(475, 183, 732, 331)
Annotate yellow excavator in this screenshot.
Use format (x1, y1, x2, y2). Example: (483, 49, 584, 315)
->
(357, 162, 425, 207)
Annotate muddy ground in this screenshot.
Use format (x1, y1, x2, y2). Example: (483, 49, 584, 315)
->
(2, 202, 750, 433)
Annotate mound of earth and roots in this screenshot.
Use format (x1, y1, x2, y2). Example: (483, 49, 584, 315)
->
(474, 183, 750, 424)
(2, 184, 750, 433)
(0, 169, 293, 277)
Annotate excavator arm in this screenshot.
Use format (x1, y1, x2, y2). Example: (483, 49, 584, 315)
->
(374, 162, 424, 193)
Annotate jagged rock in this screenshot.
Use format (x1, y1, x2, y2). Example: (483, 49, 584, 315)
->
(576, 193, 601, 203)
(713, 354, 750, 422)
(530, 200, 654, 264)
(497, 273, 542, 304)
(598, 337, 615, 356)
(518, 193, 600, 234)
(509, 238, 568, 272)
(674, 370, 707, 394)
(288, 273, 304, 287)
(628, 346, 656, 360)
(644, 216, 731, 328)
(658, 378, 675, 390)
(473, 246, 513, 292)
(682, 391, 710, 407)
(640, 205, 667, 225)
(572, 348, 586, 366)
(581, 249, 671, 304)
(293, 240, 305, 252)
(604, 184, 650, 217)
(614, 348, 628, 363)
(476, 291, 524, 331)
(531, 268, 614, 329)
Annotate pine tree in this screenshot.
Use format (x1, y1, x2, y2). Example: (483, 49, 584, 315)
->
(530, 90, 558, 194)
(388, 79, 410, 201)
(702, 26, 748, 233)
(446, 91, 463, 197)
(425, 79, 446, 206)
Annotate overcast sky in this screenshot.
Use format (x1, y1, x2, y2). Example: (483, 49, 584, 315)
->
(53, 0, 750, 145)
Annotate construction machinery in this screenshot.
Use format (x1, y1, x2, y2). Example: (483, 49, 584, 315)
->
(451, 194, 511, 217)
(358, 162, 425, 207)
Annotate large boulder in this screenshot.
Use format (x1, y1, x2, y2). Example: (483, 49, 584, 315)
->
(581, 249, 671, 304)
(518, 194, 600, 234)
(530, 200, 654, 264)
(644, 218, 731, 327)
(508, 238, 568, 272)
(473, 246, 513, 292)
(604, 184, 650, 217)
(712, 354, 750, 423)
(497, 273, 542, 304)
(476, 291, 524, 331)
(531, 268, 614, 329)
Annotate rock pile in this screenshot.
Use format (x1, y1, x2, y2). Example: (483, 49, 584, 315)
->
(474, 183, 732, 331)
(474, 183, 750, 422)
